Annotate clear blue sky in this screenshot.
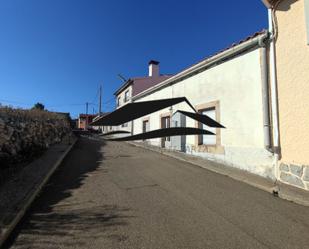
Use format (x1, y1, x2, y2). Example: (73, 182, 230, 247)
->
(0, 0, 268, 118)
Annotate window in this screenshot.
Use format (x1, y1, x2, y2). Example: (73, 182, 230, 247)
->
(198, 107, 216, 145)
(124, 90, 130, 102)
(142, 120, 149, 133)
(121, 122, 128, 128)
(117, 97, 121, 107)
(142, 119, 150, 141)
(161, 116, 170, 142)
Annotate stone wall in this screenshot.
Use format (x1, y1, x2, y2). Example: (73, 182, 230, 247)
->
(0, 107, 71, 168)
(279, 163, 309, 190)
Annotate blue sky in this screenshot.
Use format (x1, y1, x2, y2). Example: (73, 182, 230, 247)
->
(0, 0, 268, 118)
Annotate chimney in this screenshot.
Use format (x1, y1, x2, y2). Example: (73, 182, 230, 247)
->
(148, 60, 159, 77)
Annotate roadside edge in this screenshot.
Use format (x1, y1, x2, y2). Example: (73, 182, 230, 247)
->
(0, 136, 78, 248)
(128, 141, 309, 207)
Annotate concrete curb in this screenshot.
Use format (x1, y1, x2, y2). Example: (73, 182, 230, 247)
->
(277, 181, 309, 206)
(127, 142, 276, 192)
(0, 137, 78, 248)
(128, 142, 309, 206)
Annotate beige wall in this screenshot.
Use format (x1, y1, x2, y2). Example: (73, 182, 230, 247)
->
(275, 0, 309, 165)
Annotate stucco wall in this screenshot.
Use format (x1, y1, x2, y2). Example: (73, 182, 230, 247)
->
(275, 0, 309, 165)
(115, 85, 133, 134)
(133, 48, 275, 178)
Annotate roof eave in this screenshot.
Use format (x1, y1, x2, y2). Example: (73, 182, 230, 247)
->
(132, 31, 269, 101)
(113, 79, 133, 96)
(261, 0, 278, 9)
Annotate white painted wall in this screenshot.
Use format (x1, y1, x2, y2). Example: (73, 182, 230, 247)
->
(115, 85, 133, 135)
(133, 48, 275, 179)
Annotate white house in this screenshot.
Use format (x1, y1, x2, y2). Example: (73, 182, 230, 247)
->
(113, 60, 173, 136)
(131, 31, 276, 179)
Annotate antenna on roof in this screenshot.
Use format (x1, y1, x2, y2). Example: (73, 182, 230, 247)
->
(117, 74, 127, 83)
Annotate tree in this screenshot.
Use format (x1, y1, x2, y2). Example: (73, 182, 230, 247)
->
(32, 102, 45, 110)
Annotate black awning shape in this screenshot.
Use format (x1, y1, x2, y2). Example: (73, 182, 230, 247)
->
(176, 110, 225, 128)
(90, 97, 196, 126)
(106, 127, 214, 141)
(100, 130, 130, 136)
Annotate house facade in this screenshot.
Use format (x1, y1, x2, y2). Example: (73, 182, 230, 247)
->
(113, 61, 172, 135)
(114, 82, 133, 134)
(132, 31, 277, 179)
(102, 0, 309, 191)
(263, 0, 309, 190)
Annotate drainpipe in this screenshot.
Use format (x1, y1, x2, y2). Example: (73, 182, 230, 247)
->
(259, 36, 271, 151)
(268, 9, 280, 179)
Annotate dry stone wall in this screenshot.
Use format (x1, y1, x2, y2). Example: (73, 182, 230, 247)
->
(0, 107, 71, 168)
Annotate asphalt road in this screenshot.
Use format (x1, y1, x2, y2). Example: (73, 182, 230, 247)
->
(4, 137, 309, 249)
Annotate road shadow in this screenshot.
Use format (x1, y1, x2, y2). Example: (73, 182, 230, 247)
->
(3, 137, 132, 249)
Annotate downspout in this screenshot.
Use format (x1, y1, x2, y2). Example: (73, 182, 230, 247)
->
(268, 8, 280, 179)
(259, 36, 271, 151)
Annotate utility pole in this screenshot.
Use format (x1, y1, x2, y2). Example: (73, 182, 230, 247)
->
(85, 102, 88, 131)
(99, 85, 102, 115)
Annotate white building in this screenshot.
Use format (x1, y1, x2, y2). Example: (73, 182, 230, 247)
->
(131, 31, 276, 179)
(113, 60, 173, 135)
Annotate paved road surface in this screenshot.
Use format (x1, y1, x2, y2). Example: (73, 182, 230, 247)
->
(4, 138, 309, 249)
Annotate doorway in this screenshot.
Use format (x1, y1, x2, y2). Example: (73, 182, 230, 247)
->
(161, 116, 170, 148)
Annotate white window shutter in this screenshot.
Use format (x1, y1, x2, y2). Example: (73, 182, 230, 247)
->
(202, 109, 216, 145)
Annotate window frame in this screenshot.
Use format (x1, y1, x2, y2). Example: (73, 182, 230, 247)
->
(124, 90, 130, 102)
(160, 112, 171, 146)
(142, 117, 150, 141)
(197, 107, 217, 146)
(117, 96, 121, 107)
(142, 118, 150, 133)
(194, 100, 224, 154)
